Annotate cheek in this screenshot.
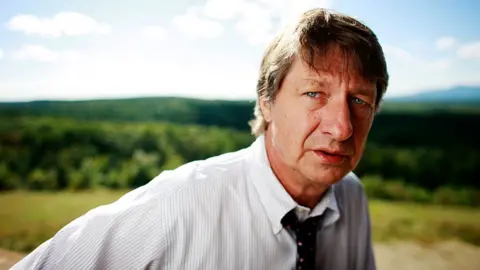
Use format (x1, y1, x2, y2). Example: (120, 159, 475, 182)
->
(272, 106, 310, 153)
(306, 109, 323, 135)
(287, 108, 317, 142)
(352, 117, 373, 149)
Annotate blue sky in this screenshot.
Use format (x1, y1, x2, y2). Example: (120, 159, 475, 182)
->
(0, 0, 479, 101)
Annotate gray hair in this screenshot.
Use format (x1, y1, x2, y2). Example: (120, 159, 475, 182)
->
(249, 8, 389, 136)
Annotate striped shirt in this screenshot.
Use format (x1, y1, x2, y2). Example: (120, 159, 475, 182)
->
(12, 135, 375, 270)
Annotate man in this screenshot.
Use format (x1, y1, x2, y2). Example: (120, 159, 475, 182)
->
(13, 8, 388, 270)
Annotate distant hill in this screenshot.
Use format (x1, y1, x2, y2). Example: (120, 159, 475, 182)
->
(387, 86, 480, 103)
(0, 97, 256, 131)
(1, 86, 479, 131)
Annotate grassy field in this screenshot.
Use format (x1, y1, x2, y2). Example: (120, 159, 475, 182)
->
(0, 190, 479, 254)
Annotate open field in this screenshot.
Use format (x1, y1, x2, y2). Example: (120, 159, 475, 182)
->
(1, 190, 480, 269)
(369, 199, 480, 245)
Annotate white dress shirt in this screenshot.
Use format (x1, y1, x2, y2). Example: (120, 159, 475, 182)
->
(12, 135, 375, 270)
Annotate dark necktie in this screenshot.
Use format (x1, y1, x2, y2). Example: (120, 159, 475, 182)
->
(281, 209, 324, 270)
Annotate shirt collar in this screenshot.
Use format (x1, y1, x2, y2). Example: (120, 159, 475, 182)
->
(246, 134, 339, 235)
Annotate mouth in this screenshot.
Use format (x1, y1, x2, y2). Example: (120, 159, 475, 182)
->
(313, 149, 349, 165)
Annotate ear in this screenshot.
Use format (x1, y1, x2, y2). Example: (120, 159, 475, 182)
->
(373, 101, 382, 115)
(259, 97, 273, 122)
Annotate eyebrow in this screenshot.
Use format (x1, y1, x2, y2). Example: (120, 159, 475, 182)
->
(303, 78, 330, 86)
(354, 87, 376, 97)
(304, 77, 375, 97)
(305, 78, 373, 91)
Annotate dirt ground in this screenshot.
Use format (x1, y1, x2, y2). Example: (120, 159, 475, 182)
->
(0, 249, 23, 270)
(1, 240, 479, 270)
(374, 240, 480, 270)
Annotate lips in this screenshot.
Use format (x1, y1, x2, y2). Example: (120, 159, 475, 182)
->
(313, 149, 348, 165)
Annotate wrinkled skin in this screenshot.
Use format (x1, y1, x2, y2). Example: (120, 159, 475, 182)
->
(261, 47, 377, 208)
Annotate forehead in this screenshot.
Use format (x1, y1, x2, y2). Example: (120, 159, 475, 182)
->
(291, 46, 375, 90)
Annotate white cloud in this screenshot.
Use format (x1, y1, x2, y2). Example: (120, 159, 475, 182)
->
(0, 48, 3, 59)
(7, 12, 111, 38)
(2, 38, 478, 102)
(435, 36, 456, 51)
(142, 26, 168, 41)
(201, 0, 275, 44)
(172, 7, 224, 38)
(12, 44, 79, 63)
(174, 0, 332, 45)
(383, 44, 453, 71)
(240, 0, 332, 45)
(383, 44, 416, 63)
(203, 0, 244, 20)
(234, 2, 275, 45)
(258, 0, 333, 25)
(457, 41, 480, 59)
(426, 58, 451, 70)
(0, 53, 259, 101)
(378, 43, 480, 97)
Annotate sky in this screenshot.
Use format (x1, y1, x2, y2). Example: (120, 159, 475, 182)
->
(0, 0, 479, 101)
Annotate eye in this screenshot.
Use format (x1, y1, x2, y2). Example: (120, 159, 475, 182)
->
(306, 92, 321, 98)
(351, 97, 374, 117)
(352, 97, 367, 105)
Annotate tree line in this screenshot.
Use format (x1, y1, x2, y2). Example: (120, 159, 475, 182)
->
(0, 117, 253, 190)
(2, 97, 479, 132)
(1, 98, 479, 206)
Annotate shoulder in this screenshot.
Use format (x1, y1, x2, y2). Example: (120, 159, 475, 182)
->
(12, 148, 251, 269)
(334, 172, 365, 193)
(331, 173, 372, 231)
(90, 147, 249, 227)
(146, 147, 250, 198)
(103, 147, 250, 222)
(332, 172, 369, 207)
(92, 147, 250, 223)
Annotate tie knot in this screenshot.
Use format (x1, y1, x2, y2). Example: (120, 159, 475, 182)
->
(281, 209, 299, 231)
(281, 209, 323, 232)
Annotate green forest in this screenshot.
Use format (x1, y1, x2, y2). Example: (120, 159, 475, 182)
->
(1, 98, 479, 206)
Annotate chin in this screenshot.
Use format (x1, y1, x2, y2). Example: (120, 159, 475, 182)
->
(307, 166, 350, 186)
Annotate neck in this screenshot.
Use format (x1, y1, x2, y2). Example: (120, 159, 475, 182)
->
(263, 132, 328, 209)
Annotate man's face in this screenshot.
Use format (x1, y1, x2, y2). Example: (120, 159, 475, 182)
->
(261, 49, 377, 187)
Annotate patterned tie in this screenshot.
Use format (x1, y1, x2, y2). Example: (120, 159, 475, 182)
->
(281, 209, 324, 270)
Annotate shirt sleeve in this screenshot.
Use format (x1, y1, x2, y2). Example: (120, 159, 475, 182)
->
(10, 185, 169, 270)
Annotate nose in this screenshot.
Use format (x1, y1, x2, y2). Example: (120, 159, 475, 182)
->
(318, 98, 353, 141)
